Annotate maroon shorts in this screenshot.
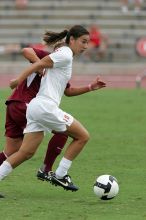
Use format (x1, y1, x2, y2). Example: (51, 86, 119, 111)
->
(5, 101, 27, 138)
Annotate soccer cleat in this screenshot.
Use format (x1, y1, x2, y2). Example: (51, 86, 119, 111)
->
(37, 169, 54, 182)
(51, 174, 79, 192)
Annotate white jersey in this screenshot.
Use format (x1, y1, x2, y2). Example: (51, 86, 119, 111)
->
(36, 46, 73, 106)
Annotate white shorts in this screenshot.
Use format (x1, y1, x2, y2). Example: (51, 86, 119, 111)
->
(24, 97, 74, 134)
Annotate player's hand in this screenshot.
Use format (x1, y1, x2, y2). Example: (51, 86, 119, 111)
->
(90, 76, 106, 90)
(10, 79, 18, 89)
(36, 68, 46, 77)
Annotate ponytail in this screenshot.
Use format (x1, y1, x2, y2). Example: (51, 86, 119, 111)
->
(43, 30, 68, 45)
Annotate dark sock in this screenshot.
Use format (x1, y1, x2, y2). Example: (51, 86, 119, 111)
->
(0, 152, 7, 165)
(42, 133, 68, 173)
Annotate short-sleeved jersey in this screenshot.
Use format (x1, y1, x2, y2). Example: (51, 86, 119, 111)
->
(37, 46, 73, 106)
(6, 47, 71, 105)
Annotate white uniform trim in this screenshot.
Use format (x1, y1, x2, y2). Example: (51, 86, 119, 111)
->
(27, 73, 37, 87)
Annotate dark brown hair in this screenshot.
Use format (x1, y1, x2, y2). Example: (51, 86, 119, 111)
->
(43, 25, 89, 46)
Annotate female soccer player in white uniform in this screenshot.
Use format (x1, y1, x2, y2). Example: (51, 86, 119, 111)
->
(0, 25, 105, 191)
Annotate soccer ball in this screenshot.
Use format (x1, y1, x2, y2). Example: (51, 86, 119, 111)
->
(93, 174, 119, 200)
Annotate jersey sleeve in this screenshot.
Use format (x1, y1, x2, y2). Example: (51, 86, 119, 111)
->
(32, 48, 49, 59)
(49, 46, 73, 68)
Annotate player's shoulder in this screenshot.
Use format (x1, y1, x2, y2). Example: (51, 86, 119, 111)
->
(55, 46, 72, 56)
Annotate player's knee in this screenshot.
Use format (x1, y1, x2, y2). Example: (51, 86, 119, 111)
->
(80, 130, 90, 144)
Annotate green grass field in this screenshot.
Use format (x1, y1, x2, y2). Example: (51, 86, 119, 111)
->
(0, 88, 146, 220)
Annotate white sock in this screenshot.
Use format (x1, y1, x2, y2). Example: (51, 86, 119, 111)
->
(0, 161, 13, 181)
(55, 157, 72, 179)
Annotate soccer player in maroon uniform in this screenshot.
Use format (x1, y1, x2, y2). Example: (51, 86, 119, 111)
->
(0, 46, 106, 186)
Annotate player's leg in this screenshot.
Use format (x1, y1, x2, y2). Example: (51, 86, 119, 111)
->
(63, 119, 90, 160)
(37, 133, 68, 181)
(4, 137, 23, 156)
(0, 102, 26, 165)
(0, 138, 21, 198)
(0, 131, 44, 180)
(0, 137, 22, 165)
(51, 118, 90, 191)
(0, 152, 6, 166)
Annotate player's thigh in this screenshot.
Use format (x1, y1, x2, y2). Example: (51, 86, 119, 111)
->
(19, 131, 44, 155)
(4, 136, 23, 156)
(65, 118, 90, 140)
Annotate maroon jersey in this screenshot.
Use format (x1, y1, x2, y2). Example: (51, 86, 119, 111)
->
(6, 48, 49, 105)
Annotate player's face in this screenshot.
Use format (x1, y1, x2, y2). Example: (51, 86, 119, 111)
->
(70, 34, 90, 55)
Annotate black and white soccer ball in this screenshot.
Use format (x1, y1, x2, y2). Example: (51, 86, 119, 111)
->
(93, 174, 119, 200)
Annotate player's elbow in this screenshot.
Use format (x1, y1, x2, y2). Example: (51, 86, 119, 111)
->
(21, 47, 33, 58)
(64, 88, 74, 97)
(64, 91, 72, 97)
(21, 47, 29, 55)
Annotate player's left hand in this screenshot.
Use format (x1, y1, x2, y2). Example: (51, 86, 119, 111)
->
(90, 77, 106, 90)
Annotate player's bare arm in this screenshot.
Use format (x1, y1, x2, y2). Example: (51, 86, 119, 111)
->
(22, 48, 40, 63)
(10, 55, 53, 89)
(89, 76, 106, 90)
(22, 48, 46, 76)
(64, 77, 106, 96)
